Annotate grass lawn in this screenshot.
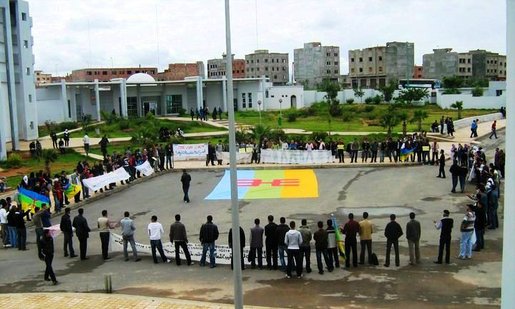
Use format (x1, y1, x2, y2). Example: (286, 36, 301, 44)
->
(69, 118, 225, 138)
(234, 104, 497, 133)
(0, 150, 94, 189)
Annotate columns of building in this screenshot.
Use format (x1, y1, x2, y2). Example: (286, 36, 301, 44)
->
(94, 79, 101, 121)
(120, 79, 128, 118)
(60, 79, 68, 120)
(501, 1, 514, 308)
(3, 4, 19, 150)
(222, 76, 228, 112)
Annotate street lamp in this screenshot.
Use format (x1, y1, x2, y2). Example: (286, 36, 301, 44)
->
(257, 100, 262, 125)
(278, 98, 283, 128)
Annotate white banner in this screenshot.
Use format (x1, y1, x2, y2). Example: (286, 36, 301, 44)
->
(109, 232, 255, 265)
(173, 144, 207, 160)
(82, 167, 131, 192)
(260, 149, 334, 164)
(135, 160, 154, 177)
(221, 152, 252, 164)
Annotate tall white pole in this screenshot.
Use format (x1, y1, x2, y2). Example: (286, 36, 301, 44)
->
(225, 1, 244, 308)
(501, 1, 514, 308)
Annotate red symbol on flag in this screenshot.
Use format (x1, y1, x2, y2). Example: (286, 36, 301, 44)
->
(237, 179, 299, 187)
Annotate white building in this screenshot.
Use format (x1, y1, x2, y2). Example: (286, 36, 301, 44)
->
(36, 74, 305, 125)
(0, 0, 37, 160)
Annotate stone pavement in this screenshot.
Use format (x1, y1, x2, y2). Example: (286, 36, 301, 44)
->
(0, 293, 269, 309)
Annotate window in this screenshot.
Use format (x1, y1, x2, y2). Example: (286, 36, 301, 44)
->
(327, 61, 331, 65)
(378, 56, 382, 61)
(23, 40, 28, 48)
(351, 58, 354, 62)
(102, 71, 108, 75)
(326, 53, 330, 57)
(21, 12, 27, 21)
(467, 59, 471, 63)
(334, 53, 338, 57)
(26, 67, 30, 75)
(165, 95, 182, 114)
(351, 68, 355, 73)
(274, 75, 278, 79)
(334, 70, 338, 74)
(242, 93, 246, 108)
(378, 67, 383, 72)
(256, 59, 259, 63)
(327, 70, 331, 74)
(369, 67, 373, 72)
(369, 57, 372, 61)
(467, 68, 471, 72)
(359, 57, 363, 62)
(265, 67, 268, 71)
(359, 68, 363, 73)
(127, 97, 138, 117)
(67, 100, 71, 118)
(282, 67, 286, 71)
(265, 59, 268, 63)
(87, 71, 92, 75)
(28, 94, 32, 102)
(248, 93, 252, 108)
(334, 61, 338, 65)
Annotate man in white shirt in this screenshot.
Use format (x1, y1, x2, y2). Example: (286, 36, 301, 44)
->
(148, 215, 170, 264)
(83, 134, 90, 156)
(0, 200, 9, 247)
(284, 221, 303, 279)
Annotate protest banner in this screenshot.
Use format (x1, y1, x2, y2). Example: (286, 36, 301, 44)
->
(82, 167, 131, 192)
(173, 144, 207, 161)
(135, 161, 154, 177)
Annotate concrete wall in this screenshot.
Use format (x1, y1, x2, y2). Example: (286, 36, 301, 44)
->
(436, 92, 505, 109)
(265, 86, 304, 110)
(452, 112, 503, 131)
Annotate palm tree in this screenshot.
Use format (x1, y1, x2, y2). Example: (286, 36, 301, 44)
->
(40, 149, 58, 176)
(410, 110, 429, 131)
(249, 124, 271, 146)
(380, 106, 401, 137)
(354, 88, 365, 103)
(450, 101, 464, 119)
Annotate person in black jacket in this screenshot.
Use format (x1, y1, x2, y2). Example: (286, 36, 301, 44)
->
(199, 215, 219, 268)
(228, 226, 245, 270)
(180, 170, 191, 203)
(14, 206, 27, 250)
(437, 150, 446, 178)
(275, 217, 290, 271)
(39, 229, 58, 285)
(434, 210, 454, 264)
(264, 215, 278, 270)
(72, 208, 91, 260)
(384, 214, 403, 267)
(59, 207, 77, 258)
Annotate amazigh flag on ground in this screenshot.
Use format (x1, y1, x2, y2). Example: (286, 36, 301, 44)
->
(331, 215, 346, 264)
(64, 183, 81, 200)
(18, 187, 51, 213)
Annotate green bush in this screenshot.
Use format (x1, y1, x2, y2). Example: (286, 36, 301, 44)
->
(364, 97, 373, 104)
(268, 129, 286, 143)
(286, 111, 298, 122)
(346, 98, 354, 104)
(57, 121, 79, 132)
(342, 111, 353, 122)
(5, 153, 23, 168)
(119, 119, 131, 130)
(311, 131, 328, 142)
(364, 105, 375, 113)
(472, 86, 484, 97)
(373, 95, 382, 105)
(329, 104, 342, 117)
(178, 108, 187, 116)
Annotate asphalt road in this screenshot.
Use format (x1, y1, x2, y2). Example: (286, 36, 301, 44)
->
(0, 135, 504, 308)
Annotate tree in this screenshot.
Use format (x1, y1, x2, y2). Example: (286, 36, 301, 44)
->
(40, 149, 58, 176)
(353, 88, 365, 103)
(379, 79, 397, 102)
(396, 88, 428, 105)
(380, 105, 402, 137)
(450, 101, 464, 119)
(318, 79, 340, 105)
(249, 124, 271, 146)
(472, 86, 484, 97)
(442, 76, 463, 94)
(410, 110, 429, 131)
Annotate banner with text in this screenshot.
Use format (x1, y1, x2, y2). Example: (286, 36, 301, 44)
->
(109, 232, 254, 265)
(135, 160, 154, 177)
(173, 144, 208, 161)
(260, 149, 333, 164)
(82, 167, 131, 192)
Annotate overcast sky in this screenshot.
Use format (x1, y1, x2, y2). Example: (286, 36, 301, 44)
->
(29, 0, 506, 76)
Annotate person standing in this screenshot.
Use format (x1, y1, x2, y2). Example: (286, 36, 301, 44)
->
(180, 170, 191, 203)
(275, 217, 290, 271)
(97, 210, 112, 260)
(459, 205, 475, 260)
(63, 129, 70, 147)
(264, 215, 278, 270)
(99, 135, 110, 158)
(14, 206, 27, 250)
(39, 229, 58, 285)
(298, 219, 312, 273)
(384, 214, 403, 267)
(342, 213, 360, 268)
(60, 207, 76, 258)
(434, 210, 454, 264)
(165, 144, 173, 170)
(72, 208, 91, 260)
(6, 205, 18, 249)
(359, 212, 374, 265)
(32, 205, 44, 256)
(284, 221, 303, 279)
(326, 219, 340, 269)
(437, 150, 446, 178)
(148, 215, 169, 264)
(199, 215, 219, 268)
(50, 131, 58, 149)
(249, 218, 264, 269)
(169, 214, 193, 266)
(313, 221, 332, 274)
(0, 200, 9, 248)
(83, 134, 90, 157)
(406, 212, 421, 265)
(228, 226, 245, 270)
(120, 211, 141, 262)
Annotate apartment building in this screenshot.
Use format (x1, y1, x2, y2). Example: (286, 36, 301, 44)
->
(207, 54, 245, 79)
(294, 42, 340, 89)
(69, 67, 158, 82)
(245, 49, 289, 85)
(0, 0, 38, 159)
(35, 70, 52, 86)
(156, 62, 205, 81)
(348, 41, 414, 88)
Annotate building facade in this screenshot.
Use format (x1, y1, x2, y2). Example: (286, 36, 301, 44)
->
(207, 54, 245, 79)
(413, 66, 423, 79)
(470, 49, 506, 81)
(422, 48, 459, 80)
(245, 49, 289, 85)
(69, 67, 158, 82)
(293, 42, 340, 89)
(35, 70, 52, 86)
(0, 0, 38, 159)
(156, 62, 205, 81)
(348, 41, 414, 88)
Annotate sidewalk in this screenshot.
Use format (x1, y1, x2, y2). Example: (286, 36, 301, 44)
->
(0, 293, 270, 309)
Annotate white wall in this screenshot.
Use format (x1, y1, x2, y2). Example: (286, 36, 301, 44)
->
(265, 86, 304, 110)
(437, 92, 506, 109)
(37, 99, 66, 124)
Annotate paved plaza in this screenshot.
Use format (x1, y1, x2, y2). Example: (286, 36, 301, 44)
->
(0, 132, 504, 308)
